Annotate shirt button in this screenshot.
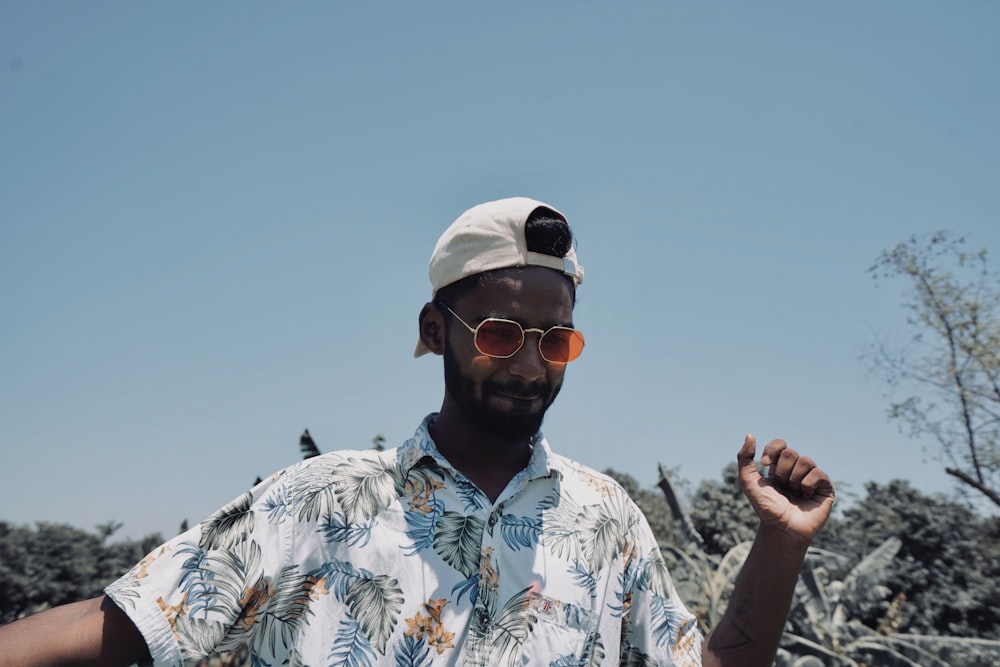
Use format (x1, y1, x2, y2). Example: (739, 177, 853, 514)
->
(487, 512, 499, 529)
(476, 608, 491, 630)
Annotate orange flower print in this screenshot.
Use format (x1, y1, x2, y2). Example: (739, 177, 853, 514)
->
(404, 611, 434, 639)
(135, 546, 169, 580)
(236, 578, 276, 631)
(424, 598, 448, 625)
(581, 472, 612, 496)
(403, 599, 456, 655)
(675, 629, 700, 664)
(157, 592, 190, 633)
(405, 476, 445, 514)
(426, 623, 456, 654)
(479, 548, 499, 593)
(305, 574, 329, 601)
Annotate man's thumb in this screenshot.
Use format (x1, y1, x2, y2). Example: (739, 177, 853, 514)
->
(737, 433, 760, 487)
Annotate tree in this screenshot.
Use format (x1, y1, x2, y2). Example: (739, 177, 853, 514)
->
(299, 429, 321, 458)
(686, 463, 759, 557)
(0, 521, 163, 624)
(868, 231, 1000, 508)
(648, 459, 1000, 663)
(779, 534, 1000, 667)
(781, 479, 1000, 665)
(814, 479, 1000, 638)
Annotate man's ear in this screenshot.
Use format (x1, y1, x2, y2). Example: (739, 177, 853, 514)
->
(418, 302, 446, 355)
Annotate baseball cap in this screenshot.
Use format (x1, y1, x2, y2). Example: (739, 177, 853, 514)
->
(414, 196, 585, 358)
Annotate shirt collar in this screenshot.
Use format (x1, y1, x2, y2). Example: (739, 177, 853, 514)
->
(398, 413, 563, 482)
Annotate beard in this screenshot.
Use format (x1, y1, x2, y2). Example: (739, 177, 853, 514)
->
(443, 345, 562, 442)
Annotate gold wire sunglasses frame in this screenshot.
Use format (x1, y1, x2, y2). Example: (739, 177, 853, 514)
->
(440, 304, 585, 364)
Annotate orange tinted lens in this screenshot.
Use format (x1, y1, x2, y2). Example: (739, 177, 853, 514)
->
(539, 328, 585, 363)
(475, 320, 524, 357)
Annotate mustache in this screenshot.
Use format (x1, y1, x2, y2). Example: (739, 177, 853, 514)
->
(486, 379, 550, 398)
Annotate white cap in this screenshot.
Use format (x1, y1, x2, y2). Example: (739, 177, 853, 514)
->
(414, 197, 584, 357)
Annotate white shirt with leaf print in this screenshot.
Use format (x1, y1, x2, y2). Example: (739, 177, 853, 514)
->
(106, 414, 703, 667)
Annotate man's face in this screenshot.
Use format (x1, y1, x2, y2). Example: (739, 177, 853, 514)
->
(441, 266, 575, 441)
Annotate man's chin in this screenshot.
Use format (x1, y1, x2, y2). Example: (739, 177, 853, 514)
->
(474, 405, 545, 441)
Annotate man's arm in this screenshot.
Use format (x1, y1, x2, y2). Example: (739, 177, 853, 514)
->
(0, 594, 151, 667)
(702, 434, 835, 667)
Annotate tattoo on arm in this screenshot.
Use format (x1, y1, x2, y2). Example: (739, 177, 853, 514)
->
(708, 591, 755, 653)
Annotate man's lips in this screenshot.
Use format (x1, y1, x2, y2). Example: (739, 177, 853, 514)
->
(490, 381, 547, 402)
(497, 391, 541, 401)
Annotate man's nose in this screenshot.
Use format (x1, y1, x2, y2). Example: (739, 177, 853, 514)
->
(507, 334, 547, 381)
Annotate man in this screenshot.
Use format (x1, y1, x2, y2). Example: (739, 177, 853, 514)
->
(0, 197, 834, 666)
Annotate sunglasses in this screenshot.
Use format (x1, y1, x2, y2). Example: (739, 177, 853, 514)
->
(440, 304, 585, 364)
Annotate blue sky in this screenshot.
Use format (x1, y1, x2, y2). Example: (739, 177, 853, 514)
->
(2, 2, 998, 540)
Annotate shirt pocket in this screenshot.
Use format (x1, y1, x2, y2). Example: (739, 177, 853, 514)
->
(516, 594, 602, 666)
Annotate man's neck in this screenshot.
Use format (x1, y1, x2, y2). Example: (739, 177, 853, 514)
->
(429, 406, 534, 503)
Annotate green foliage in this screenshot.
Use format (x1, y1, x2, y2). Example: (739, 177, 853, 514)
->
(780, 536, 906, 663)
(687, 462, 759, 557)
(0, 521, 162, 624)
(608, 461, 1000, 664)
(815, 479, 1000, 638)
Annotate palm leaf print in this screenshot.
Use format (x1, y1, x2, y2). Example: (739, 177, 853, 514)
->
(498, 514, 540, 550)
(309, 558, 363, 599)
(402, 497, 444, 555)
(581, 630, 606, 666)
(176, 543, 215, 617)
(174, 614, 229, 661)
(450, 575, 479, 606)
(331, 457, 404, 524)
(174, 539, 264, 621)
(105, 574, 141, 609)
(432, 512, 485, 578)
(549, 656, 582, 667)
(577, 503, 625, 573)
(320, 511, 375, 547)
(568, 559, 598, 600)
(610, 565, 635, 619)
(256, 564, 316, 658)
(620, 645, 656, 667)
(199, 491, 255, 551)
(345, 574, 405, 654)
(262, 493, 291, 525)
(329, 617, 376, 667)
(287, 457, 341, 523)
(489, 587, 539, 667)
(393, 634, 432, 667)
(538, 492, 583, 562)
(200, 539, 265, 614)
(454, 478, 486, 511)
(639, 547, 674, 598)
(648, 594, 682, 649)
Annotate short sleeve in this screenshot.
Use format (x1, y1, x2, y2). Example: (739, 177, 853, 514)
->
(105, 473, 293, 667)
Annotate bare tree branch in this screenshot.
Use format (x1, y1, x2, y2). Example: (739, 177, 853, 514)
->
(945, 467, 1000, 508)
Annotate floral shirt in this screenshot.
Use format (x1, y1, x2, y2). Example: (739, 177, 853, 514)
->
(107, 415, 702, 666)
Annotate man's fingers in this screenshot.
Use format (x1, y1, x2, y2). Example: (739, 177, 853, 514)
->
(760, 438, 787, 467)
(769, 446, 801, 485)
(785, 454, 817, 494)
(801, 467, 836, 501)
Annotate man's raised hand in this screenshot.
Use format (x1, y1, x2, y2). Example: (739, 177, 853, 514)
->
(737, 434, 836, 545)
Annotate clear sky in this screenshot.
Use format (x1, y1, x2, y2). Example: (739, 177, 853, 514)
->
(2, 2, 998, 540)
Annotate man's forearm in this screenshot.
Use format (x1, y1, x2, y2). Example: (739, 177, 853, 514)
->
(702, 525, 809, 667)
